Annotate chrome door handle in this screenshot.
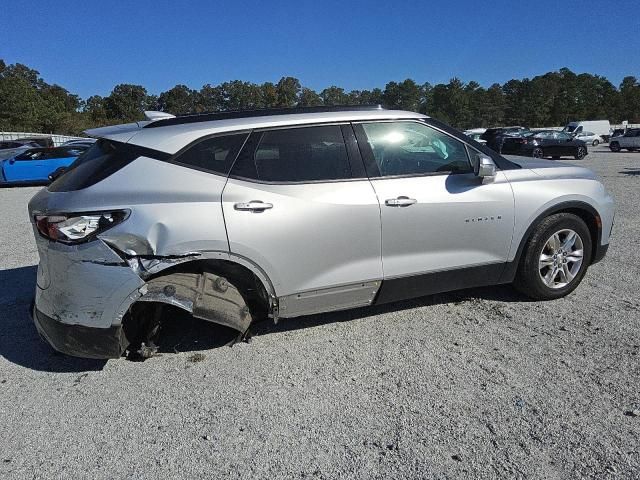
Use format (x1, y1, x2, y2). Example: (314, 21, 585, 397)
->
(234, 201, 273, 212)
(385, 196, 417, 207)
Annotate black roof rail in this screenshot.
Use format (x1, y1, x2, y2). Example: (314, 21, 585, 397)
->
(143, 105, 385, 128)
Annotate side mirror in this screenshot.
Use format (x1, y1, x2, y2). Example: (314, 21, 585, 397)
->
(48, 166, 67, 182)
(473, 154, 497, 178)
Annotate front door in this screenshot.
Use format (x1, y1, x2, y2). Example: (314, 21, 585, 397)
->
(222, 124, 383, 317)
(353, 120, 515, 302)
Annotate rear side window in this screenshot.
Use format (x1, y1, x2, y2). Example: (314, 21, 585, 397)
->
(231, 125, 352, 183)
(48, 139, 141, 192)
(171, 133, 248, 176)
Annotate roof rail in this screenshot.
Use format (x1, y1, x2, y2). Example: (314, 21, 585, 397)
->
(143, 105, 385, 128)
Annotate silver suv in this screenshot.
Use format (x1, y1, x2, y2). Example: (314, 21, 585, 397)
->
(28, 106, 614, 359)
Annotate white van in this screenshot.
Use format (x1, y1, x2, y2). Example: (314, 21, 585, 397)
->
(563, 120, 611, 141)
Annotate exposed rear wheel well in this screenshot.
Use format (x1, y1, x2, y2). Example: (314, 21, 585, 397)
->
(122, 259, 271, 356)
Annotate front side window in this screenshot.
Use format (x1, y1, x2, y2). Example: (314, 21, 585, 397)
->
(359, 121, 472, 177)
(556, 132, 571, 141)
(171, 133, 248, 175)
(231, 125, 352, 183)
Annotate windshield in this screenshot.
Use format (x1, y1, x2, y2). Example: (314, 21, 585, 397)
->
(564, 125, 577, 133)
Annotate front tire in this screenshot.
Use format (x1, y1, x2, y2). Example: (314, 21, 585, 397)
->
(592, 139, 599, 146)
(575, 146, 586, 159)
(532, 147, 544, 158)
(513, 213, 592, 300)
(610, 142, 620, 152)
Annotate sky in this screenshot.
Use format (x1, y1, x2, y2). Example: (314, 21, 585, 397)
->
(1, 0, 638, 99)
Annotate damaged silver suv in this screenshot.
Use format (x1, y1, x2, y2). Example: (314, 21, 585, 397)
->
(28, 106, 614, 359)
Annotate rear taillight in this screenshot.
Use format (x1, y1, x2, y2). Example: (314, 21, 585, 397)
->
(35, 210, 128, 244)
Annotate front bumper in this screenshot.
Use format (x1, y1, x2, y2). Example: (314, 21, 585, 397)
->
(32, 305, 128, 359)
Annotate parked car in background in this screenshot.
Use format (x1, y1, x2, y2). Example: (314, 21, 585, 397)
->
(563, 120, 611, 142)
(609, 128, 640, 152)
(574, 131, 603, 146)
(0, 145, 89, 186)
(62, 138, 97, 148)
(27, 107, 613, 359)
(463, 128, 487, 144)
(610, 128, 626, 139)
(480, 126, 529, 152)
(501, 130, 588, 159)
(0, 140, 41, 160)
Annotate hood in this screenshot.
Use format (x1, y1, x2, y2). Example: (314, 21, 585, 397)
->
(503, 155, 598, 181)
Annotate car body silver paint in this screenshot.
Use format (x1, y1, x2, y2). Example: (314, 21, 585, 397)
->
(370, 171, 515, 278)
(28, 111, 614, 338)
(502, 156, 615, 254)
(222, 177, 383, 317)
(32, 232, 145, 328)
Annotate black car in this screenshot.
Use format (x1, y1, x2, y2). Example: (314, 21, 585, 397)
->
(480, 126, 529, 152)
(501, 130, 588, 159)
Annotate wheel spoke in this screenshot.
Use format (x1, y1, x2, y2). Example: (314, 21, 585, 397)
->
(548, 233, 561, 253)
(544, 267, 556, 286)
(566, 249, 583, 262)
(562, 263, 575, 283)
(539, 254, 554, 268)
(562, 232, 577, 250)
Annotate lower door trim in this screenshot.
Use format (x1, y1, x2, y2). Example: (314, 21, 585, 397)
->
(374, 262, 508, 305)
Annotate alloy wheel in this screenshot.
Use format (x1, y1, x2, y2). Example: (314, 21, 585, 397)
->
(538, 229, 584, 289)
(532, 147, 543, 158)
(576, 147, 586, 159)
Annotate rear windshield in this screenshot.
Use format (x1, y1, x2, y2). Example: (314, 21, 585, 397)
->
(48, 139, 140, 192)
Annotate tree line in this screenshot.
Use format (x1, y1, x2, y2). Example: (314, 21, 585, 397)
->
(1, 59, 639, 136)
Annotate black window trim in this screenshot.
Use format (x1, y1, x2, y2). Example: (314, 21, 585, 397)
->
(352, 119, 476, 181)
(227, 122, 368, 185)
(163, 130, 251, 177)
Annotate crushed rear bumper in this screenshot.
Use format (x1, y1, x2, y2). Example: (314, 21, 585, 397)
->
(32, 305, 127, 359)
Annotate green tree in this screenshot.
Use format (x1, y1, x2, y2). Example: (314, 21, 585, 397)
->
(321, 86, 349, 105)
(103, 84, 153, 122)
(299, 87, 323, 106)
(158, 84, 198, 115)
(275, 77, 301, 107)
(382, 79, 422, 111)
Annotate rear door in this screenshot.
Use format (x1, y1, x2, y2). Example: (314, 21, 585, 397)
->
(354, 120, 515, 302)
(222, 124, 383, 317)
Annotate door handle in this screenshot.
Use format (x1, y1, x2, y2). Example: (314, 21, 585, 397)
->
(234, 200, 273, 212)
(385, 196, 417, 207)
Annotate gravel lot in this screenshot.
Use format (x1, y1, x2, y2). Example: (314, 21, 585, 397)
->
(1, 147, 639, 479)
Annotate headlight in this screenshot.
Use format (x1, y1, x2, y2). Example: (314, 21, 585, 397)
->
(35, 210, 129, 244)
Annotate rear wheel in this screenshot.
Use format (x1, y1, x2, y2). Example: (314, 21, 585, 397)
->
(532, 147, 544, 158)
(610, 142, 620, 152)
(592, 139, 599, 146)
(575, 146, 586, 159)
(514, 213, 592, 300)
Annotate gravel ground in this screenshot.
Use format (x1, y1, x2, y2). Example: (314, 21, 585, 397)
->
(1, 147, 639, 479)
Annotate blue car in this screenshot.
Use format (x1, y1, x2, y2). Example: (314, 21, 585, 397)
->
(0, 146, 88, 186)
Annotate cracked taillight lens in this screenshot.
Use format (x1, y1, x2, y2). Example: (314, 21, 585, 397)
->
(35, 210, 128, 244)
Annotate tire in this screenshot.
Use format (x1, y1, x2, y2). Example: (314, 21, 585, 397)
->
(592, 139, 599, 146)
(532, 147, 544, 158)
(513, 213, 592, 300)
(610, 142, 620, 152)
(575, 146, 586, 159)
